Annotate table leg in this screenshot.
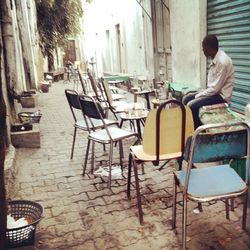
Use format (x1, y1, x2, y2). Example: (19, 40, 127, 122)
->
(144, 93, 151, 110)
(136, 119, 142, 139)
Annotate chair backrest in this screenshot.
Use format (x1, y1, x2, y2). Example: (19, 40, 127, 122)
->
(100, 78, 113, 106)
(87, 70, 101, 101)
(78, 94, 111, 135)
(185, 122, 250, 184)
(78, 71, 87, 94)
(142, 100, 194, 164)
(65, 89, 80, 122)
(78, 94, 105, 119)
(185, 128, 248, 163)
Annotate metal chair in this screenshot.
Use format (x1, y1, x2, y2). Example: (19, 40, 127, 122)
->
(87, 70, 124, 103)
(78, 94, 139, 189)
(65, 89, 118, 159)
(172, 122, 250, 250)
(78, 70, 88, 94)
(100, 78, 130, 119)
(127, 100, 195, 224)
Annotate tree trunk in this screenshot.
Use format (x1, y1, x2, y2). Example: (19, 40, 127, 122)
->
(2, 0, 26, 94)
(15, 0, 38, 89)
(48, 51, 55, 71)
(0, 7, 7, 250)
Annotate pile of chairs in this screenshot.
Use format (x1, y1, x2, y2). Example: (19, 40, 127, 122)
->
(65, 69, 139, 189)
(65, 69, 250, 250)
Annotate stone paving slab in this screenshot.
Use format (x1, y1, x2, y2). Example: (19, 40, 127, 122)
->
(8, 81, 250, 250)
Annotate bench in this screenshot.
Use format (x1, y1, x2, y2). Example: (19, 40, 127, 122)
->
(44, 68, 65, 82)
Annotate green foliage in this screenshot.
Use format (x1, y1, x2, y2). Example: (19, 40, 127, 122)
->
(36, 0, 83, 56)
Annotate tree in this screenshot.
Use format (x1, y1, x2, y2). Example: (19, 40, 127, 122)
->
(35, 0, 83, 70)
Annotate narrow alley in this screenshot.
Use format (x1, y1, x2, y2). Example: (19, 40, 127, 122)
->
(10, 81, 250, 250)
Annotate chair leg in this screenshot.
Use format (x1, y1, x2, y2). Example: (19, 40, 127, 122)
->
(182, 195, 188, 250)
(127, 153, 132, 199)
(118, 141, 123, 171)
(112, 111, 118, 120)
(225, 199, 230, 220)
(119, 119, 124, 128)
(177, 158, 183, 170)
(91, 141, 95, 174)
(172, 175, 177, 229)
(70, 127, 77, 159)
(197, 202, 203, 212)
(133, 158, 143, 225)
(230, 197, 234, 211)
(242, 191, 248, 230)
(141, 163, 145, 174)
(130, 120, 136, 132)
(82, 139, 91, 175)
(108, 143, 113, 189)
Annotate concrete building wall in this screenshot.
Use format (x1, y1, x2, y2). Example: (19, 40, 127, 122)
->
(83, 0, 154, 77)
(169, 0, 207, 88)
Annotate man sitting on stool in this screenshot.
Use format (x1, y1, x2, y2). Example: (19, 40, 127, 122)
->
(183, 35, 234, 128)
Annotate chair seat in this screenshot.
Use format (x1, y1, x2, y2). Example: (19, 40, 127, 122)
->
(75, 120, 88, 130)
(89, 127, 137, 142)
(131, 145, 182, 162)
(175, 165, 246, 199)
(110, 86, 126, 94)
(112, 93, 126, 101)
(75, 119, 118, 130)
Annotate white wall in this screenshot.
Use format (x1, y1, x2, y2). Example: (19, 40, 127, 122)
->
(169, 0, 207, 88)
(83, 0, 154, 77)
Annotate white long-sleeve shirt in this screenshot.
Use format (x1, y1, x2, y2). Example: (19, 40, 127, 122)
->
(195, 49, 234, 103)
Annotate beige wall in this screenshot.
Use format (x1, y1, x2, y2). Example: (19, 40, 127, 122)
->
(83, 0, 154, 77)
(169, 0, 207, 88)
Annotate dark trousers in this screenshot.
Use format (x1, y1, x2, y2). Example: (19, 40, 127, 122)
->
(182, 93, 225, 128)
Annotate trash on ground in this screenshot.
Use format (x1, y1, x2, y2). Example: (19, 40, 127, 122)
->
(94, 165, 123, 179)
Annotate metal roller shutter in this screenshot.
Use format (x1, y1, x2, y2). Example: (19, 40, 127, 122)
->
(207, 0, 250, 113)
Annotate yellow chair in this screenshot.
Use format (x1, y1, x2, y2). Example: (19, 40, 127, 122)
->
(127, 100, 194, 224)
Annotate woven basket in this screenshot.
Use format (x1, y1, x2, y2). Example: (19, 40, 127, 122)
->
(6, 200, 43, 249)
(18, 112, 42, 124)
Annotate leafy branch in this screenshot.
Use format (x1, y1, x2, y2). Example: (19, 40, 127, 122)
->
(36, 0, 83, 56)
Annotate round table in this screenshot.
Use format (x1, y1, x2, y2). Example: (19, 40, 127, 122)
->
(120, 109, 148, 139)
(108, 80, 124, 87)
(151, 98, 168, 108)
(133, 89, 155, 110)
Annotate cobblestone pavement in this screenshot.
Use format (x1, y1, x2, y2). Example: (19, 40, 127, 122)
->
(10, 81, 250, 250)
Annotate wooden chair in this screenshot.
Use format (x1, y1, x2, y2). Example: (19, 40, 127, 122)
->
(127, 100, 194, 224)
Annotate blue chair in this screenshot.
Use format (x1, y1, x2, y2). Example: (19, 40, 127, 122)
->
(172, 121, 250, 250)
